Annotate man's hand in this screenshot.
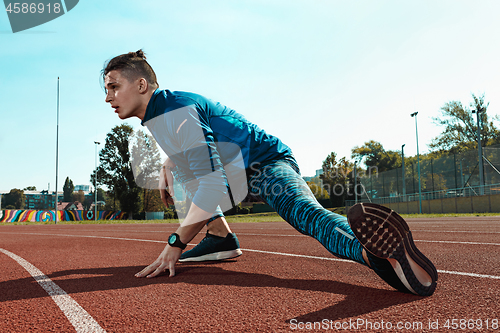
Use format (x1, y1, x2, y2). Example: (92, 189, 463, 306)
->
(135, 244, 182, 278)
(134, 202, 213, 278)
(159, 159, 175, 206)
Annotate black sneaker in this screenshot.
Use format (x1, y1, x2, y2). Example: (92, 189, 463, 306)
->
(179, 232, 243, 262)
(347, 203, 438, 296)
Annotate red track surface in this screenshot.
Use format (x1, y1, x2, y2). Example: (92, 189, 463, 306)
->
(1, 217, 499, 332)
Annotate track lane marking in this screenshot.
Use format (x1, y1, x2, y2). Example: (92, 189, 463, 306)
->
(240, 249, 500, 280)
(0, 248, 106, 333)
(416, 240, 500, 246)
(437, 270, 500, 280)
(413, 229, 500, 234)
(4, 231, 500, 247)
(241, 248, 353, 263)
(2, 232, 500, 280)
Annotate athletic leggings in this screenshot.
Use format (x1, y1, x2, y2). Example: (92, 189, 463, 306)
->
(174, 157, 366, 265)
(247, 158, 366, 265)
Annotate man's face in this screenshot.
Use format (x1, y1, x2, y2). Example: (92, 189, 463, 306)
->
(104, 70, 143, 120)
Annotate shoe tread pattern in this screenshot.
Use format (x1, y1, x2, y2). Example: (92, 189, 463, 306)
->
(348, 203, 437, 296)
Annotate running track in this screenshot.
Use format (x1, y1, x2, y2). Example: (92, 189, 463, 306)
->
(1, 217, 499, 332)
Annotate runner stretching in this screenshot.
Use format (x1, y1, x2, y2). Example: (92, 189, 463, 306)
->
(102, 50, 437, 296)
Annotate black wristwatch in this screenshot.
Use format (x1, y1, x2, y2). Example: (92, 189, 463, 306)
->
(168, 233, 187, 250)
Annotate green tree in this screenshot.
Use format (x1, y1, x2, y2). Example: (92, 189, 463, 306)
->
(129, 130, 163, 212)
(430, 93, 500, 154)
(72, 189, 85, 204)
(351, 140, 401, 173)
(102, 189, 119, 211)
(83, 195, 93, 210)
(63, 177, 74, 202)
(306, 177, 330, 201)
(143, 189, 164, 212)
(320, 152, 354, 207)
(3, 189, 26, 209)
(97, 188, 106, 202)
(23, 186, 36, 191)
(91, 124, 142, 215)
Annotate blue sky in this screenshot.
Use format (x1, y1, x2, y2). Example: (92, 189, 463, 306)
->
(1, 0, 500, 192)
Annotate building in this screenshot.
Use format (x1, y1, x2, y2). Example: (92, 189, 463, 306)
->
(1, 186, 93, 210)
(303, 169, 324, 182)
(57, 201, 84, 210)
(74, 185, 91, 192)
(24, 190, 63, 210)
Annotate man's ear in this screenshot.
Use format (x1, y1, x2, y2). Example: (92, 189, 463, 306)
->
(138, 78, 149, 94)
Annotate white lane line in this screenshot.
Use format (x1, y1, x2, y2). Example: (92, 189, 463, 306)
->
(0, 248, 106, 333)
(237, 233, 500, 246)
(236, 233, 306, 237)
(64, 228, 500, 240)
(437, 270, 500, 280)
(241, 248, 353, 263)
(413, 229, 500, 234)
(417, 240, 500, 246)
(86, 230, 307, 237)
(5, 231, 500, 247)
(3, 232, 500, 280)
(242, 248, 500, 280)
(1, 232, 168, 243)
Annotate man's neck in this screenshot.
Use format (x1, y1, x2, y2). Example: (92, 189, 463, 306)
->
(137, 89, 156, 120)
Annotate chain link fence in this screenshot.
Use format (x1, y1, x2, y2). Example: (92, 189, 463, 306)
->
(347, 144, 500, 206)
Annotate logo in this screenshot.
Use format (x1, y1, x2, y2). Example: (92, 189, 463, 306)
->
(4, 0, 78, 33)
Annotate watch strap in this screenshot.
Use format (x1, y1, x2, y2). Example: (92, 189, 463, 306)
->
(168, 233, 187, 250)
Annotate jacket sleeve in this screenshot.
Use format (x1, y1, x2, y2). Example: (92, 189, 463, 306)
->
(168, 105, 228, 214)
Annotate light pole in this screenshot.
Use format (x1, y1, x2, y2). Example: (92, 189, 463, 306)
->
(55, 77, 60, 224)
(401, 144, 406, 201)
(411, 112, 422, 214)
(94, 141, 100, 221)
(353, 161, 357, 204)
(471, 108, 484, 195)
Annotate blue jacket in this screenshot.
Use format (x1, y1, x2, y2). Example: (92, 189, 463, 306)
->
(142, 89, 292, 213)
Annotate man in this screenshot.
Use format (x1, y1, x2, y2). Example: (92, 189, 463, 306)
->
(103, 50, 437, 296)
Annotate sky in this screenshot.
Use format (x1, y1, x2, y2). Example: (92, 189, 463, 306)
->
(1, 0, 500, 193)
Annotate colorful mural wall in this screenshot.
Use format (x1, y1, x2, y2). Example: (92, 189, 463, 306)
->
(0, 210, 127, 222)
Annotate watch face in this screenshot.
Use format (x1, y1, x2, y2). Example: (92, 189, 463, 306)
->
(168, 234, 178, 244)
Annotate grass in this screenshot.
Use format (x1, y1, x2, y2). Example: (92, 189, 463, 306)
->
(2, 211, 498, 226)
(225, 212, 285, 223)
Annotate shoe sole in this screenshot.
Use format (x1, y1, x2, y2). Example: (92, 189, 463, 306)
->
(178, 249, 243, 262)
(348, 203, 438, 296)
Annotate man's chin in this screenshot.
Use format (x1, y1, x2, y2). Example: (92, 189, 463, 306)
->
(117, 112, 130, 120)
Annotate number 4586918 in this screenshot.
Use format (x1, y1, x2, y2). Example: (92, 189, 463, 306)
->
(5, 3, 61, 14)
(443, 319, 498, 330)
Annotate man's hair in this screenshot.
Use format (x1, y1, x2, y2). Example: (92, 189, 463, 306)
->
(102, 49, 158, 90)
